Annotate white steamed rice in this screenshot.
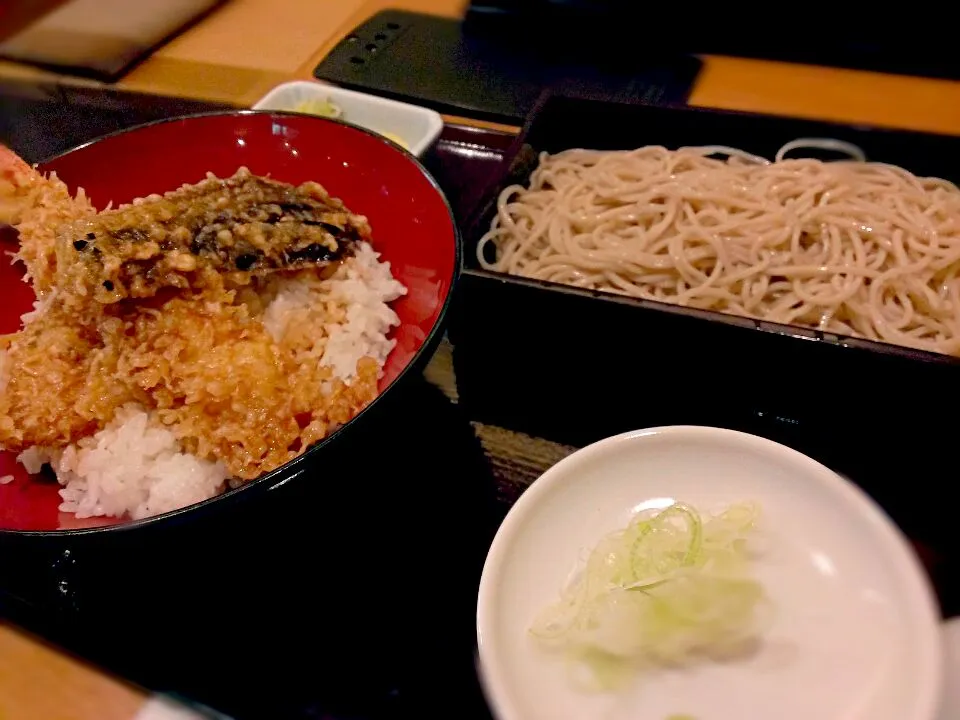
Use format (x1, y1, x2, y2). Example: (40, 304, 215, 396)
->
(19, 405, 227, 520)
(262, 241, 406, 380)
(10, 242, 406, 520)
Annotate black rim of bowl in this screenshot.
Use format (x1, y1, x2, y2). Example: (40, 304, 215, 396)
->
(2, 109, 461, 537)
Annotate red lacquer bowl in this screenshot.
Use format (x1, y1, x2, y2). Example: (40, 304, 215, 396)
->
(0, 111, 459, 533)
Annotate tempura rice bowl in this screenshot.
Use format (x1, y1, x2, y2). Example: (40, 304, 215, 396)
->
(0, 111, 459, 533)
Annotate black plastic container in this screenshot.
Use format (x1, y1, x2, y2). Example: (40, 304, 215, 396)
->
(0, 375, 499, 719)
(451, 94, 960, 536)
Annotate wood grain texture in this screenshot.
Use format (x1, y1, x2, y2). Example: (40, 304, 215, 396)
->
(145, 0, 360, 74)
(2, 0, 960, 134)
(0, 624, 145, 720)
(690, 55, 960, 136)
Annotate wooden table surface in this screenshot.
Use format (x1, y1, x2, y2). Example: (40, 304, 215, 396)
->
(2, 0, 960, 717)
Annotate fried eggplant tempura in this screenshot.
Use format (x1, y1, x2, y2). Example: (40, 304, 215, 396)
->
(56, 168, 369, 306)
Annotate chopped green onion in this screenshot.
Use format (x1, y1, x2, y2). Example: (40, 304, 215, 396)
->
(530, 501, 769, 690)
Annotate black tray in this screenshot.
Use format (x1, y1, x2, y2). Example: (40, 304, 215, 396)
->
(0, 93, 500, 720)
(313, 9, 701, 124)
(452, 93, 960, 545)
(1, 91, 958, 720)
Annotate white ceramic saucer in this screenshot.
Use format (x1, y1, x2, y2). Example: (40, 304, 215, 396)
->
(477, 426, 942, 720)
(936, 618, 960, 720)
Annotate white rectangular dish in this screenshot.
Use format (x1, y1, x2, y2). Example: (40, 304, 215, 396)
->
(253, 80, 443, 157)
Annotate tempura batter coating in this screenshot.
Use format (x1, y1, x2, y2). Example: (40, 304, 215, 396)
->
(0, 157, 384, 481)
(56, 168, 369, 305)
(0, 144, 94, 291)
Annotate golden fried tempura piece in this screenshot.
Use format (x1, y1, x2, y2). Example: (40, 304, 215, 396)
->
(0, 287, 378, 479)
(105, 291, 377, 479)
(0, 144, 94, 293)
(56, 168, 369, 307)
(0, 152, 382, 483)
(0, 146, 34, 224)
(0, 302, 135, 449)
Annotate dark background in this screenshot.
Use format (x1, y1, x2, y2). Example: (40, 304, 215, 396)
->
(467, 0, 960, 80)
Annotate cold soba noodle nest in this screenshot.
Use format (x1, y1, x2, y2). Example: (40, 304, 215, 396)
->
(0, 147, 406, 520)
(477, 139, 960, 355)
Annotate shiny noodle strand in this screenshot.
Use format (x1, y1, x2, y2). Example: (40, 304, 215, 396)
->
(476, 140, 960, 355)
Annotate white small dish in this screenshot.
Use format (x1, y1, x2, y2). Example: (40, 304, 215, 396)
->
(253, 81, 443, 156)
(936, 618, 960, 720)
(477, 426, 942, 720)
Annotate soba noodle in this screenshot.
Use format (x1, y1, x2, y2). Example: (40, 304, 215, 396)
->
(476, 139, 960, 355)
